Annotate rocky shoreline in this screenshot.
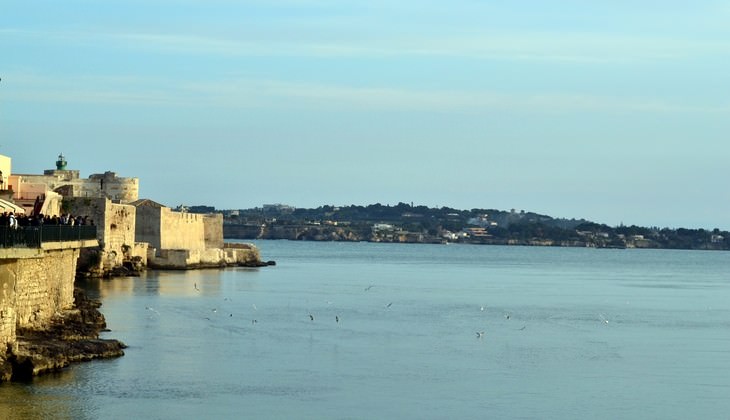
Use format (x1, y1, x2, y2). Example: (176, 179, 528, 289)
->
(1, 289, 126, 382)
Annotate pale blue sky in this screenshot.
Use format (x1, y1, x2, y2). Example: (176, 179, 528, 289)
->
(2, 1, 729, 228)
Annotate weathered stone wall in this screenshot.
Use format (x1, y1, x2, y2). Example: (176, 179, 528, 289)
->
(134, 202, 230, 268)
(0, 261, 18, 349)
(14, 249, 78, 329)
(133, 242, 148, 266)
(0, 248, 81, 350)
(87, 172, 139, 203)
(203, 214, 224, 249)
(65, 198, 136, 271)
(10, 172, 139, 203)
(148, 244, 261, 269)
(135, 203, 163, 251)
(102, 202, 136, 269)
(160, 208, 206, 251)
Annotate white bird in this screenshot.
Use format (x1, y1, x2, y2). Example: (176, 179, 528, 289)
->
(476, 331, 485, 338)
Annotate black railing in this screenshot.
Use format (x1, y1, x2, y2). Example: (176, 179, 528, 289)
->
(0, 225, 97, 248)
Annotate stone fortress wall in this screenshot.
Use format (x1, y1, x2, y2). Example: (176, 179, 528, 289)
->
(0, 153, 264, 359)
(134, 201, 254, 269)
(64, 198, 147, 275)
(0, 247, 87, 350)
(12, 170, 139, 204)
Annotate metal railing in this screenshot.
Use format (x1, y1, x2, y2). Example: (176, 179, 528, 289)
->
(0, 225, 98, 248)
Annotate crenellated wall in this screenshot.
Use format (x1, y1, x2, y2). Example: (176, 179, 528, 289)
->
(160, 208, 206, 251)
(135, 201, 207, 252)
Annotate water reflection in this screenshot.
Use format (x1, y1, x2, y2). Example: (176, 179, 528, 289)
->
(0, 370, 81, 420)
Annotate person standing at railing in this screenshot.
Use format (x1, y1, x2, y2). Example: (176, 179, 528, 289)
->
(8, 212, 17, 230)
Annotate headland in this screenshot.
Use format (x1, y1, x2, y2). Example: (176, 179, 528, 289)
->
(0, 153, 271, 381)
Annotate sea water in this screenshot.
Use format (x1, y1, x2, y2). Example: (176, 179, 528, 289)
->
(1, 241, 729, 419)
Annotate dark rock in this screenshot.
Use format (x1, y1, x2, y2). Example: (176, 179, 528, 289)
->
(0, 288, 125, 382)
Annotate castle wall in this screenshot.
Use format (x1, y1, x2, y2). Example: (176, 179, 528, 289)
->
(160, 208, 206, 251)
(14, 249, 78, 329)
(88, 172, 139, 203)
(148, 246, 261, 269)
(0, 248, 81, 349)
(135, 204, 163, 250)
(0, 261, 17, 349)
(9, 172, 139, 203)
(134, 203, 231, 269)
(65, 198, 136, 271)
(203, 214, 224, 249)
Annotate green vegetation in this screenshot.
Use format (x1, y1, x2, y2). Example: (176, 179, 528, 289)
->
(212, 203, 730, 250)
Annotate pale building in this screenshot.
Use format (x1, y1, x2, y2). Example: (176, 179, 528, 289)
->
(9, 154, 139, 215)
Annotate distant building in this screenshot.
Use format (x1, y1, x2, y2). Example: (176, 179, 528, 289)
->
(467, 215, 496, 228)
(463, 227, 490, 238)
(372, 223, 396, 232)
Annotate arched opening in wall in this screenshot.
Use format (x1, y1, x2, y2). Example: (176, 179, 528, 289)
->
(54, 185, 74, 197)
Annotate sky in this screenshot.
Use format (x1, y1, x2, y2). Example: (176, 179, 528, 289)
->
(2, 0, 729, 229)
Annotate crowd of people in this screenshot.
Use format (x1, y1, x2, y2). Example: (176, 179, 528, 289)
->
(1, 212, 94, 228)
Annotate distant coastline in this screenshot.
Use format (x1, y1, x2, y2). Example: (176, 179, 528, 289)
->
(211, 203, 730, 251)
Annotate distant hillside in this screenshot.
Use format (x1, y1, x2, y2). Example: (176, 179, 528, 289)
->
(184, 203, 730, 250)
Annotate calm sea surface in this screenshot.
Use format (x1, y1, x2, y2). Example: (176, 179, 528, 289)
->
(1, 241, 729, 419)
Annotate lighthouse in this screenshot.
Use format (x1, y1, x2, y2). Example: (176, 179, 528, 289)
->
(56, 153, 68, 170)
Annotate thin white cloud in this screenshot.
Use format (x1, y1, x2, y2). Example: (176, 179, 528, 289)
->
(4, 27, 729, 63)
(5, 72, 728, 115)
(86, 31, 730, 63)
